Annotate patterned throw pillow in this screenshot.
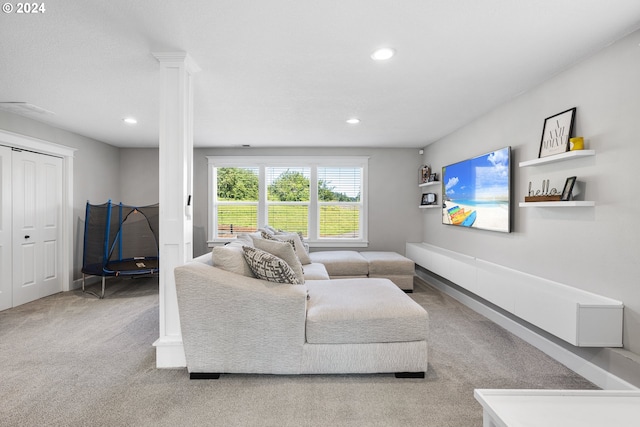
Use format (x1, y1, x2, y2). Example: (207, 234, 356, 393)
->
(242, 246, 301, 285)
(253, 238, 305, 284)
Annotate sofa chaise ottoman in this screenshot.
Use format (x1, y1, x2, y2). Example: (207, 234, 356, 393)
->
(174, 254, 429, 378)
(309, 250, 416, 291)
(234, 229, 417, 291)
(360, 251, 416, 292)
(308, 250, 370, 278)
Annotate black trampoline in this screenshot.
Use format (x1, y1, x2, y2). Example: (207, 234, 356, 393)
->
(81, 200, 159, 298)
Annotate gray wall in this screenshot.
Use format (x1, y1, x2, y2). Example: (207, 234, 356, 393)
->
(192, 147, 424, 257)
(0, 111, 121, 281)
(421, 30, 640, 360)
(119, 148, 160, 206)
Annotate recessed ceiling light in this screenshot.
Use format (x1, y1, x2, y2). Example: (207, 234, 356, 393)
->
(346, 118, 360, 124)
(123, 117, 138, 125)
(371, 47, 395, 61)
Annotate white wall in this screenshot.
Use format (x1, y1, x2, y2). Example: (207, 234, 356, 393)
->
(0, 111, 121, 280)
(192, 147, 424, 257)
(421, 30, 640, 359)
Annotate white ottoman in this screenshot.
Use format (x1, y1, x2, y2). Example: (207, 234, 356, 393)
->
(360, 251, 416, 291)
(305, 278, 428, 344)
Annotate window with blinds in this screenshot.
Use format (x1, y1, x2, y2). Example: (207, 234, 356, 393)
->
(266, 167, 310, 236)
(215, 167, 259, 238)
(208, 156, 368, 246)
(318, 167, 362, 239)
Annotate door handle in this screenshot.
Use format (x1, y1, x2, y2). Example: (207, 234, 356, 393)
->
(24, 235, 30, 239)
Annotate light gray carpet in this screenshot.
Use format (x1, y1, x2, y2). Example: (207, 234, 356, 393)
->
(0, 275, 596, 427)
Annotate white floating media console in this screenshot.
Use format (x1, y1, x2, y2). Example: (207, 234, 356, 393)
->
(406, 242, 623, 347)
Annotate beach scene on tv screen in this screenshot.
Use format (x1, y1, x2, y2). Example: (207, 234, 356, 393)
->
(442, 147, 510, 233)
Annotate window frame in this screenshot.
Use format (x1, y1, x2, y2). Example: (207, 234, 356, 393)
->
(207, 156, 369, 248)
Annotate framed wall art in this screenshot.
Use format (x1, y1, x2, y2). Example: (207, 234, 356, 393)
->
(561, 176, 577, 201)
(538, 107, 576, 158)
(419, 165, 431, 184)
(421, 193, 437, 205)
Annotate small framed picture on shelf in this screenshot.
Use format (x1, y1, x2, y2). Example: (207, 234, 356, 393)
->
(421, 193, 437, 206)
(428, 173, 437, 182)
(560, 176, 577, 201)
(420, 165, 431, 184)
(538, 107, 576, 158)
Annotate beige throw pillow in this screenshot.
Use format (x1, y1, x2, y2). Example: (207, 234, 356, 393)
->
(260, 231, 312, 265)
(235, 233, 255, 247)
(212, 244, 256, 277)
(253, 238, 304, 284)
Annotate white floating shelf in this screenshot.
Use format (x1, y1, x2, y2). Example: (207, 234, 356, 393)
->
(519, 201, 595, 208)
(419, 181, 440, 188)
(519, 150, 595, 167)
(419, 205, 440, 209)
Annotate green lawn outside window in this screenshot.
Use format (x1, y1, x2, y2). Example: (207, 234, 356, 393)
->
(217, 205, 359, 238)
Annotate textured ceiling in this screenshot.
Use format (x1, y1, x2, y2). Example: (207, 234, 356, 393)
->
(1, 0, 640, 148)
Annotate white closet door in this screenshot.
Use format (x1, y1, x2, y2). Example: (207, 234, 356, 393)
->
(0, 146, 11, 311)
(12, 150, 63, 306)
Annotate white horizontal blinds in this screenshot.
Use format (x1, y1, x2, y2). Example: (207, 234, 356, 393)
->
(266, 167, 310, 236)
(317, 167, 362, 239)
(216, 167, 259, 238)
(208, 156, 368, 244)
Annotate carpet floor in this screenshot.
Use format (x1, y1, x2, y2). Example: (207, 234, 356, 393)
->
(0, 275, 596, 427)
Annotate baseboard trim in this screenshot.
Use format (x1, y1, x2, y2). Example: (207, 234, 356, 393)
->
(415, 269, 638, 391)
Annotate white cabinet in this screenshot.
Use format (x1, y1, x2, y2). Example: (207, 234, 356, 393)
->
(475, 389, 640, 427)
(406, 242, 623, 347)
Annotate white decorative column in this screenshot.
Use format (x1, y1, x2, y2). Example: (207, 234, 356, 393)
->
(152, 52, 200, 368)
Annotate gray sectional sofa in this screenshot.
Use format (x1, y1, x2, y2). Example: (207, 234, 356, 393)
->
(309, 250, 416, 291)
(174, 231, 428, 379)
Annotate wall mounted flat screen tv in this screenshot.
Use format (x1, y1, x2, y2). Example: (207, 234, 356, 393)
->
(442, 146, 511, 233)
